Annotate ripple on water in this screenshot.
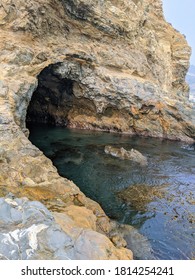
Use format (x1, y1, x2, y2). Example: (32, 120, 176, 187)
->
(28, 124, 195, 260)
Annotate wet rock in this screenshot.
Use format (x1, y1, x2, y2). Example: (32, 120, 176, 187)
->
(189, 143, 195, 150)
(105, 146, 148, 166)
(109, 221, 154, 260)
(117, 184, 166, 211)
(181, 143, 195, 151)
(124, 225, 155, 260)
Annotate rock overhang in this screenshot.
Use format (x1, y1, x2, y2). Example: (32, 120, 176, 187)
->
(0, 0, 195, 260)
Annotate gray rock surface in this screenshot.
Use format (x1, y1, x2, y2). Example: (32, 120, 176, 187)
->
(0, 194, 69, 260)
(0, 194, 132, 260)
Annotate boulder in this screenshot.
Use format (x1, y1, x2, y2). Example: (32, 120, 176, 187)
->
(104, 146, 148, 166)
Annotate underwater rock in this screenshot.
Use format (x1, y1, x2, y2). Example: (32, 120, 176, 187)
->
(109, 221, 154, 260)
(124, 225, 155, 260)
(117, 184, 166, 211)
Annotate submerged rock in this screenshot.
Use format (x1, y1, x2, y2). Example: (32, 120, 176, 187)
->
(117, 184, 166, 211)
(124, 225, 155, 260)
(104, 146, 148, 166)
(109, 221, 154, 260)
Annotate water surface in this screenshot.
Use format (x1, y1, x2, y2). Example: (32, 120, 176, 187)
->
(28, 123, 195, 260)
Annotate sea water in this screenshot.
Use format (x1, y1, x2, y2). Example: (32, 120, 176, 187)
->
(28, 123, 195, 260)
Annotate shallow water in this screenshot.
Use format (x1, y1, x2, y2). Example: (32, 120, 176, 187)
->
(28, 123, 195, 260)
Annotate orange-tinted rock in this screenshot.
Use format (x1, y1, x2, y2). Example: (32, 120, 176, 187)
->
(0, 0, 194, 260)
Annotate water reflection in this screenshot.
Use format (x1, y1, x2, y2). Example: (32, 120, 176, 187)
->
(28, 123, 195, 260)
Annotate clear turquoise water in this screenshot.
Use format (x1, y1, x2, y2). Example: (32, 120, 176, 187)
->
(28, 123, 195, 260)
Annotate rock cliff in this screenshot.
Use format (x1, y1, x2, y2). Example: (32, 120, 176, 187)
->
(0, 0, 194, 259)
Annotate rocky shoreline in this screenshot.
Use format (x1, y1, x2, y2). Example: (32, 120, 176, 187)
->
(0, 194, 133, 259)
(0, 0, 194, 259)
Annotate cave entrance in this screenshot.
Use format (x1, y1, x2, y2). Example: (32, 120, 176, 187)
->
(26, 63, 76, 126)
(26, 61, 97, 129)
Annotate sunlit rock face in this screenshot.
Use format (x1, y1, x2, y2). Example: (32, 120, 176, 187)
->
(0, 195, 132, 260)
(0, 0, 194, 260)
(0, 0, 194, 140)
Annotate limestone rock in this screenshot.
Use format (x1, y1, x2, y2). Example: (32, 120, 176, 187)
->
(105, 146, 148, 166)
(62, 205, 97, 231)
(0, 195, 133, 260)
(0, 195, 70, 260)
(0, 0, 194, 141)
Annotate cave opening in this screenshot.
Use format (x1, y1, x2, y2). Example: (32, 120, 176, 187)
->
(26, 61, 98, 130)
(25, 65, 195, 261)
(26, 63, 75, 126)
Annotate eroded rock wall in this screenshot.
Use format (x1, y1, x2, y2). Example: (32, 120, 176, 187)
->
(0, 0, 194, 140)
(0, 0, 194, 259)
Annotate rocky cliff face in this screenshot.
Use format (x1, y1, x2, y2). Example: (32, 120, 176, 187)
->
(1, 0, 194, 140)
(0, 0, 194, 259)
